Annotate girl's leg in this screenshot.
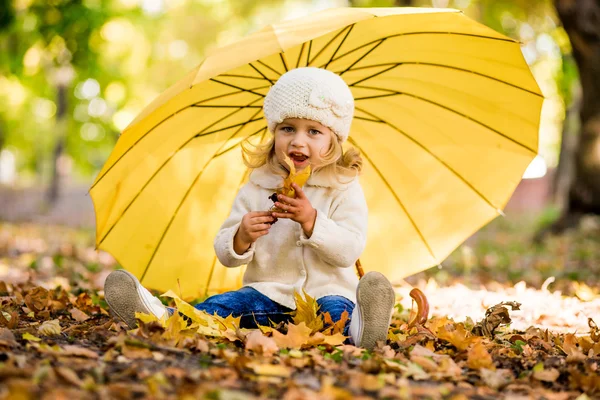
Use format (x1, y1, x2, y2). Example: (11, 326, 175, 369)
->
(195, 287, 293, 329)
(316, 295, 355, 336)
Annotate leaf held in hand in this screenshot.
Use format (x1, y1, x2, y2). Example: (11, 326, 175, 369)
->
(279, 155, 311, 199)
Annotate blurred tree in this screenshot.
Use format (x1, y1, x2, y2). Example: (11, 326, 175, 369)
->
(547, 0, 600, 230)
(0, 0, 14, 162)
(0, 0, 285, 203)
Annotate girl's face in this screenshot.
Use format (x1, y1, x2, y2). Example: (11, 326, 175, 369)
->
(274, 118, 333, 172)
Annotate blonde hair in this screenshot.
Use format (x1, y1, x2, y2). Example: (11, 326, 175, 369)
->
(241, 129, 362, 184)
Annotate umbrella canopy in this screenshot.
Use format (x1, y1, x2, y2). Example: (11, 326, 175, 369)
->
(91, 7, 542, 299)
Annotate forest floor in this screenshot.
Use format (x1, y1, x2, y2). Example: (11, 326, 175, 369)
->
(0, 213, 599, 399)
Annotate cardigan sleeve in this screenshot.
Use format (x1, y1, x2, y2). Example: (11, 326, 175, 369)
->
(298, 180, 368, 268)
(213, 183, 256, 268)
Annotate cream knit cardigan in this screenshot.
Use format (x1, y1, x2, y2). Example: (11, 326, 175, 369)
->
(213, 165, 368, 309)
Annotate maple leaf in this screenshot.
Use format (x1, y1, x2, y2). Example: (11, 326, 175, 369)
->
(430, 317, 475, 351)
(562, 333, 586, 362)
(292, 290, 323, 333)
(245, 330, 279, 356)
(272, 322, 313, 349)
(322, 309, 349, 335)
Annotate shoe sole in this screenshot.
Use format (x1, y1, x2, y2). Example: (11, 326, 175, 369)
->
(104, 270, 150, 329)
(356, 271, 395, 350)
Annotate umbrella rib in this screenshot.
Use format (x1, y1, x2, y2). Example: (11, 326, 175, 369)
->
(354, 88, 537, 153)
(96, 105, 265, 248)
(354, 105, 501, 212)
(214, 127, 263, 157)
(204, 128, 267, 294)
(327, 31, 516, 66)
(324, 24, 354, 69)
(280, 53, 289, 72)
(257, 60, 283, 77)
(347, 136, 439, 264)
(209, 78, 266, 97)
(306, 40, 312, 67)
(249, 63, 275, 85)
(346, 62, 543, 98)
(296, 42, 306, 68)
(193, 105, 263, 108)
(308, 25, 350, 66)
(219, 73, 268, 81)
(140, 126, 269, 283)
(91, 86, 268, 191)
(337, 39, 386, 76)
(354, 115, 385, 123)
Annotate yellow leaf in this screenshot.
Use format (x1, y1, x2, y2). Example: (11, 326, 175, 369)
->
(278, 154, 311, 199)
(322, 332, 347, 346)
(533, 367, 560, 382)
(161, 290, 204, 324)
(135, 312, 160, 324)
(38, 319, 61, 336)
(245, 330, 279, 356)
(22, 332, 41, 342)
(272, 322, 312, 349)
(322, 309, 349, 335)
(467, 340, 494, 370)
(435, 320, 474, 351)
(292, 290, 323, 333)
(249, 363, 292, 378)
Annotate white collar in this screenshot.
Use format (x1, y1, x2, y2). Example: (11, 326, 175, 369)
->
(249, 165, 356, 190)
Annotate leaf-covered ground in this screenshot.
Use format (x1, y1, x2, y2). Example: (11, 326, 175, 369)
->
(0, 217, 599, 400)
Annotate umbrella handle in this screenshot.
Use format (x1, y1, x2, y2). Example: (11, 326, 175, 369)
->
(355, 258, 364, 279)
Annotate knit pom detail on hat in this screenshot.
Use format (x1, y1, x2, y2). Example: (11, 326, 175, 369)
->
(263, 67, 354, 142)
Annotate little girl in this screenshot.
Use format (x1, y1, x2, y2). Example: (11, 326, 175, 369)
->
(104, 67, 395, 350)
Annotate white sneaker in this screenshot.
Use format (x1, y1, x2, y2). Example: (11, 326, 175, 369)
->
(104, 269, 167, 328)
(350, 271, 395, 350)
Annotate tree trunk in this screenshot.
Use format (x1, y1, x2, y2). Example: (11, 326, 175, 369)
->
(47, 83, 68, 205)
(552, 84, 581, 210)
(548, 0, 600, 232)
(395, 0, 414, 5)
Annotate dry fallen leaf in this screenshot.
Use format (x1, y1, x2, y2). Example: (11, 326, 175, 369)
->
(589, 318, 600, 343)
(562, 334, 586, 362)
(245, 330, 279, 356)
(433, 319, 474, 351)
(69, 308, 90, 322)
(38, 319, 62, 336)
(467, 340, 494, 370)
(533, 365, 560, 382)
(0, 328, 18, 347)
(272, 322, 313, 349)
(249, 363, 292, 378)
(322, 309, 349, 335)
(473, 301, 520, 338)
(62, 345, 99, 359)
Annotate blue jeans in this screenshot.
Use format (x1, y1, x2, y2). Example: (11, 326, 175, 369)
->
(194, 287, 355, 335)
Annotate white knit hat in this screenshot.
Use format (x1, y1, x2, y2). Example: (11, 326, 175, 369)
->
(263, 67, 354, 143)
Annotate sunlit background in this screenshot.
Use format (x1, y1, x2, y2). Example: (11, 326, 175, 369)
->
(0, 0, 576, 218)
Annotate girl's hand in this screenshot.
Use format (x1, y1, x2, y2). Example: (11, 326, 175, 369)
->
(234, 211, 274, 254)
(272, 183, 317, 237)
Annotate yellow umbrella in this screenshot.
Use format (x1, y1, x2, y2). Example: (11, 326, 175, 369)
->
(91, 7, 542, 299)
